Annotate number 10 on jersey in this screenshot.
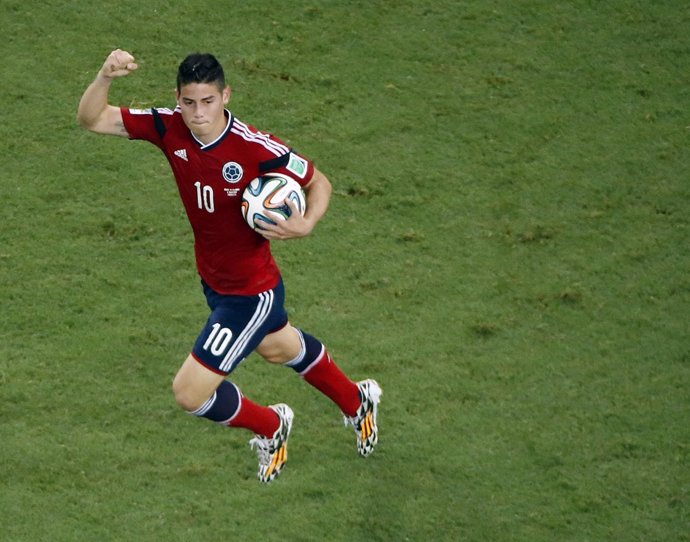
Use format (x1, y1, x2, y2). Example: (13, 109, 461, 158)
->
(194, 181, 215, 213)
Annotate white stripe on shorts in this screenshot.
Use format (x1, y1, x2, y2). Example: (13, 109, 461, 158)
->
(219, 290, 274, 372)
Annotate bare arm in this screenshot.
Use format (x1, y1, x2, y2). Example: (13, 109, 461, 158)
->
(259, 167, 332, 240)
(77, 49, 138, 136)
(302, 168, 332, 230)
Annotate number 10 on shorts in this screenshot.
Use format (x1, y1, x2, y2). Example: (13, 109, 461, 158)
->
(203, 323, 233, 356)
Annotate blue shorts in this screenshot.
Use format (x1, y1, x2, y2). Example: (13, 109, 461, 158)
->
(191, 279, 289, 375)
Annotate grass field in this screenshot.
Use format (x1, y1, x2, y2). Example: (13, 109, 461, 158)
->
(1, 1, 689, 540)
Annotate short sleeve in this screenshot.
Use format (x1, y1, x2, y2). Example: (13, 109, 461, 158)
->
(121, 107, 167, 147)
(258, 150, 315, 187)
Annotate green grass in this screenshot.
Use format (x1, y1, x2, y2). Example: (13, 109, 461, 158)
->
(1, 0, 689, 540)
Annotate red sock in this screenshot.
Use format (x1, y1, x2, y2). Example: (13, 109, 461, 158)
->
(302, 351, 361, 417)
(227, 396, 280, 437)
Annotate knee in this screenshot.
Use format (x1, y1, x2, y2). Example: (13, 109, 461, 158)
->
(172, 372, 203, 412)
(257, 325, 303, 364)
(172, 355, 225, 412)
(261, 347, 289, 364)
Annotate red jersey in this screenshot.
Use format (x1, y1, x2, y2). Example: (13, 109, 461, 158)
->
(121, 107, 314, 295)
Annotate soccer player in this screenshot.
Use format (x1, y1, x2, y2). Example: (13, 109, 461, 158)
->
(77, 49, 382, 483)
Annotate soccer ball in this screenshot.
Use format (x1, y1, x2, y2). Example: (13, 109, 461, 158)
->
(241, 173, 306, 230)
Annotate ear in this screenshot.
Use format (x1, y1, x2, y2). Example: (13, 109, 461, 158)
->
(223, 86, 232, 104)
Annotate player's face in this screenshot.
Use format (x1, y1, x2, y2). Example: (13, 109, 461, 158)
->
(177, 83, 231, 143)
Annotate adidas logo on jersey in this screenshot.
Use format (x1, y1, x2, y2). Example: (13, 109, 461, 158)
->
(174, 149, 188, 161)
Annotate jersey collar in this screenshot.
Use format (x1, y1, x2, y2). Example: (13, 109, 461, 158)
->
(191, 109, 233, 150)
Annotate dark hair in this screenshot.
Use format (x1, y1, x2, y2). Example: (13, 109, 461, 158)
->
(177, 53, 226, 91)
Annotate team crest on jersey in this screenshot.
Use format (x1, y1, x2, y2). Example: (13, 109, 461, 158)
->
(222, 162, 244, 183)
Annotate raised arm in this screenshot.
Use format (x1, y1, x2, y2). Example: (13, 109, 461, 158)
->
(77, 49, 138, 136)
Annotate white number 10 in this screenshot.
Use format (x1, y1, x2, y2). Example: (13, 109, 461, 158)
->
(194, 181, 215, 213)
(203, 323, 233, 356)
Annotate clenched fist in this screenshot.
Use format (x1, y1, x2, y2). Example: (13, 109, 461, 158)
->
(99, 49, 138, 79)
